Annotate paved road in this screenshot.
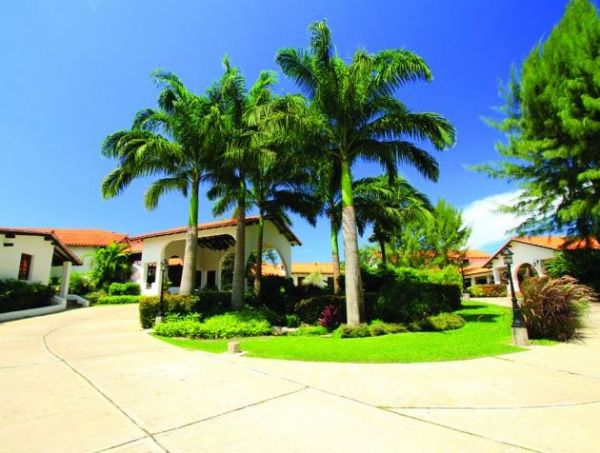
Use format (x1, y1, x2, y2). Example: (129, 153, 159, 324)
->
(1, 303, 599, 452)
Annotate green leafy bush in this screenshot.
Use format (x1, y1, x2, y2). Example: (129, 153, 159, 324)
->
(333, 324, 371, 338)
(83, 290, 106, 305)
(421, 312, 465, 331)
(284, 314, 301, 327)
(521, 276, 595, 341)
(295, 295, 346, 324)
(0, 279, 56, 313)
(69, 272, 94, 295)
(108, 282, 141, 296)
(369, 320, 408, 336)
(139, 294, 200, 328)
(467, 284, 507, 298)
(287, 325, 328, 336)
(154, 308, 272, 339)
(97, 295, 140, 305)
(259, 276, 296, 314)
(545, 250, 600, 293)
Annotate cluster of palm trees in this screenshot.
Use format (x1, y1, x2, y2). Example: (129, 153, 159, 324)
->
(101, 20, 455, 325)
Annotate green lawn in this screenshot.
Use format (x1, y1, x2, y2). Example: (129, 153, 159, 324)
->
(153, 301, 525, 363)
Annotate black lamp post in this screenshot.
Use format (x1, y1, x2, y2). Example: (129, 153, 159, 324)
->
(156, 258, 168, 324)
(500, 247, 528, 345)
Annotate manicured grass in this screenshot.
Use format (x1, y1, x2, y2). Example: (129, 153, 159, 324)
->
(152, 301, 525, 363)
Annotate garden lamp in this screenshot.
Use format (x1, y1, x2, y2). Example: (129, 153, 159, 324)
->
(501, 247, 528, 345)
(156, 258, 169, 324)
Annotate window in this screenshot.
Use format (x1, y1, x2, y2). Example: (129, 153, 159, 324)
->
(18, 254, 32, 280)
(146, 264, 157, 288)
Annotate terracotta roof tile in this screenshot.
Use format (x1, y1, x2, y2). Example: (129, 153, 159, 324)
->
(0, 227, 82, 265)
(25, 228, 128, 247)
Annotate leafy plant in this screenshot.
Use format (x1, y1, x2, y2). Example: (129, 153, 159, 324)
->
(287, 325, 328, 336)
(318, 304, 342, 331)
(521, 276, 596, 341)
(467, 284, 507, 298)
(97, 295, 140, 305)
(333, 324, 371, 338)
(89, 243, 131, 290)
(421, 312, 465, 331)
(69, 272, 94, 295)
(108, 282, 141, 296)
(0, 279, 56, 313)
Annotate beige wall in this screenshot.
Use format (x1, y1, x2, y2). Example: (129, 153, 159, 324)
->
(0, 234, 54, 284)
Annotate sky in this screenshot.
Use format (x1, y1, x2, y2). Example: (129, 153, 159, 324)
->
(0, 0, 578, 261)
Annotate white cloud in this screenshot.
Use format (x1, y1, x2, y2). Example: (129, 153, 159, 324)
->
(462, 190, 527, 250)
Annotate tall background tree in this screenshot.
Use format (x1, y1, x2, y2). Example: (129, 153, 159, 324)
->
(102, 71, 221, 295)
(277, 20, 455, 324)
(479, 0, 600, 242)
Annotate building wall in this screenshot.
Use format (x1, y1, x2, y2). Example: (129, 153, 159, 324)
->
(0, 234, 54, 284)
(490, 241, 556, 288)
(136, 220, 294, 295)
(51, 246, 96, 278)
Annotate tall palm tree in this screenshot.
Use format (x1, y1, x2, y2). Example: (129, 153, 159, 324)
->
(277, 20, 456, 324)
(207, 58, 296, 308)
(102, 71, 223, 295)
(351, 175, 433, 266)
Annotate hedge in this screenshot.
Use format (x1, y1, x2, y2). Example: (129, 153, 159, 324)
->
(467, 284, 507, 298)
(108, 282, 141, 296)
(0, 279, 56, 313)
(139, 290, 239, 328)
(97, 295, 141, 305)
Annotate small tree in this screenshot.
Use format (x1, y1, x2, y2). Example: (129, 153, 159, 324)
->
(478, 0, 600, 241)
(89, 243, 131, 290)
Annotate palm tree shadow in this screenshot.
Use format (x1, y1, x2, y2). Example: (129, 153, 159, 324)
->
(460, 313, 502, 323)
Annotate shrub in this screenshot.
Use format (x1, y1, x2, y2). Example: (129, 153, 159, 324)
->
(284, 314, 301, 327)
(369, 320, 408, 336)
(374, 281, 461, 323)
(545, 250, 600, 292)
(295, 295, 346, 324)
(97, 295, 140, 305)
(319, 304, 343, 331)
(108, 282, 141, 296)
(467, 284, 507, 298)
(139, 294, 201, 328)
(69, 272, 94, 295)
(287, 325, 328, 336)
(194, 290, 232, 317)
(521, 276, 596, 341)
(421, 312, 465, 331)
(154, 315, 203, 338)
(83, 290, 105, 305)
(333, 324, 371, 338)
(0, 279, 56, 313)
(193, 309, 272, 339)
(259, 276, 296, 314)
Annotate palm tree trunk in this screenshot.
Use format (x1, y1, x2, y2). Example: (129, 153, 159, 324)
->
(379, 237, 387, 266)
(180, 182, 199, 295)
(329, 214, 341, 295)
(340, 159, 364, 325)
(231, 196, 246, 309)
(254, 215, 264, 300)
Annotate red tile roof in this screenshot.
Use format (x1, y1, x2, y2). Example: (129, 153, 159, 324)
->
(483, 235, 600, 268)
(25, 228, 128, 247)
(129, 216, 301, 245)
(0, 227, 82, 265)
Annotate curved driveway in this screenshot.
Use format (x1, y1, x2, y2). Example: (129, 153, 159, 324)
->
(1, 303, 599, 452)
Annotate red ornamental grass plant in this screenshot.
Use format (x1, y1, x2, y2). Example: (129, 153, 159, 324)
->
(520, 276, 597, 341)
(319, 304, 343, 331)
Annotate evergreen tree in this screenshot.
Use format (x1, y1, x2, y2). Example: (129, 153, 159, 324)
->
(479, 0, 600, 241)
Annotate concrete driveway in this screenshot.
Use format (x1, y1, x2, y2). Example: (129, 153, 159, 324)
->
(1, 304, 599, 452)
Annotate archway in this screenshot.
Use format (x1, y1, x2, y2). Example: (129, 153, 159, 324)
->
(167, 255, 183, 289)
(246, 248, 288, 292)
(516, 263, 538, 291)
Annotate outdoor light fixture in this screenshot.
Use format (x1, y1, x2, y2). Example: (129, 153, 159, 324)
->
(155, 258, 169, 325)
(501, 247, 528, 345)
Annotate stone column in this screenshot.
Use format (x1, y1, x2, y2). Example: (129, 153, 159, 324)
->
(59, 261, 72, 299)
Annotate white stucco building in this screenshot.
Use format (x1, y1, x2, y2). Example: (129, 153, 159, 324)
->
(128, 217, 301, 295)
(478, 236, 599, 292)
(0, 227, 82, 297)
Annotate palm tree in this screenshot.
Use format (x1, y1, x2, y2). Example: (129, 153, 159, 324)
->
(207, 58, 300, 308)
(277, 21, 456, 324)
(102, 71, 223, 295)
(89, 242, 131, 290)
(351, 175, 433, 266)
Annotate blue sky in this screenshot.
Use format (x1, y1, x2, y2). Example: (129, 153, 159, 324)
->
(0, 1, 576, 261)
